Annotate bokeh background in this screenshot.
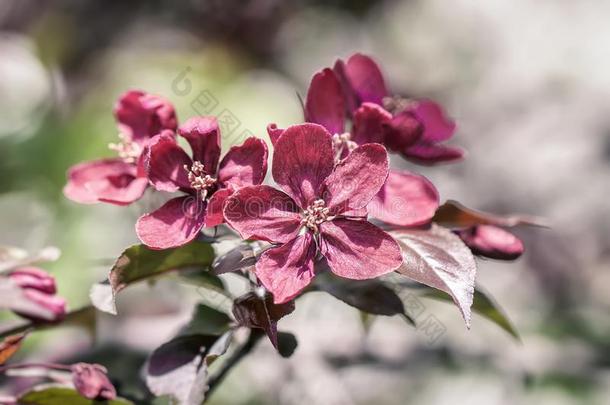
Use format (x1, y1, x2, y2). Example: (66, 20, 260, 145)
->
(1, 0, 609, 404)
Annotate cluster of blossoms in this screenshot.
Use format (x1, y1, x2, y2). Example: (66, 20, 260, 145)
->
(0, 52, 536, 404)
(63, 53, 525, 304)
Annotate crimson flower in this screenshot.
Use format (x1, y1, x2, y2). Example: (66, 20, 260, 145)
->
(270, 66, 441, 227)
(136, 116, 268, 249)
(334, 53, 464, 164)
(457, 225, 524, 260)
(224, 123, 402, 304)
(64, 90, 177, 205)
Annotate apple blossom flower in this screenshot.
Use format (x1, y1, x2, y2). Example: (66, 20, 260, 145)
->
(136, 116, 268, 249)
(224, 123, 402, 303)
(333, 53, 464, 164)
(64, 90, 177, 205)
(71, 363, 117, 400)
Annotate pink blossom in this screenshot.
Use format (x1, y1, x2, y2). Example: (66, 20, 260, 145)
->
(8, 267, 66, 322)
(334, 53, 464, 164)
(71, 363, 117, 400)
(64, 90, 177, 205)
(136, 116, 268, 249)
(457, 225, 524, 260)
(224, 123, 402, 304)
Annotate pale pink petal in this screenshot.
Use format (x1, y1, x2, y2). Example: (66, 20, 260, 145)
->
(114, 90, 177, 144)
(402, 143, 465, 165)
(217, 137, 268, 188)
(272, 123, 334, 208)
(305, 68, 345, 134)
(224, 185, 302, 244)
(338, 53, 388, 107)
(383, 111, 423, 152)
(369, 170, 439, 226)
(458, 225, 524, 260)
(266, 123, 284, 146)
(204, 188, 233, 227)
(178, 116, 221, 172)
(136, 196, 207, 249)
(320, 219, 402, 279)
(64, 158, 147, 205)
(256, 233, 316, 304)
(411, 99, 456, 142)
(351, 102, 392, 145)
(321, 144, 389, 214)
(146, 134, 192, 192)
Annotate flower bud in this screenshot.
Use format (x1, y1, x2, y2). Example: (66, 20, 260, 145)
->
(9, 267, 56, 294)
(71, 363, 117, 400)
(458, 225, 524, 260)
(17, 288, 67, 322)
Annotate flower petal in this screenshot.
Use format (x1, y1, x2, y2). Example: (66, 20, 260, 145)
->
(256, 233, 316, 304)
(136, 196, 207, 249)
(178, 116, 221, 172)
(204, 188, 233, 228)
(224, 185, 302, 244)
(402, 143, 465, 165)
(272, 123, 334, 208)
(305, 68, 345, 134)
(320, 219, 402, 279)
(351, 102, 392, 145)
(64, 158, 147, 205)
(457, 225, 524, 260)
(335, 53, 388, 108)
(369, 170, 439, 226)
(218, 137, 268, 188)
(146, 133, 192, 192)
(267, 123, 284, 146)
(321, 144, 389, 214)
(411, 99, 456, 142)
(383, 111, 423, 152)
(114, 90, 177, 143)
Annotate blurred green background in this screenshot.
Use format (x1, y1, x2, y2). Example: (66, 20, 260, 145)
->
(1, 1, 609, 404)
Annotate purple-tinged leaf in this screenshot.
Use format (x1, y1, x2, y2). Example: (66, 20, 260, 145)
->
(232, 292, 295, 348)
(421, 286, 520, 340)
(433, 200, 547, 229)
(212, 244, 256, 275)
(90, 241, 215, 315)
(391, 225, 477, 327)
(146, 332, 232, 405)
(315, 269, 415, 325)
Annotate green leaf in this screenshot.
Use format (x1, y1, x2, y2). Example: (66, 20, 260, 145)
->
(421, 287, 520, 340)
(18, 385, 133, 405)
(180, 304, 233, 336)
(90, 241, 215, 314)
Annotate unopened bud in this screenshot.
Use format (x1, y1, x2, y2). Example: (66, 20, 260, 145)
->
(71, 363, 117, 400)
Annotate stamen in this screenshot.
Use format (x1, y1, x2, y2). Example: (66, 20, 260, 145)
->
(382, 95, 414, 114)
(184, 161, 216, 200)
(332, 132, 357, 163)
(301, 199, 331, 233)
(108, 133, 141, 163)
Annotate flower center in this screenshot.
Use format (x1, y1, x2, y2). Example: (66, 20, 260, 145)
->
(184, 161, 216, 199)
(108, 133, 141, 164)
(301, 199, 331, 233)
(382, 95, 414, 114)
